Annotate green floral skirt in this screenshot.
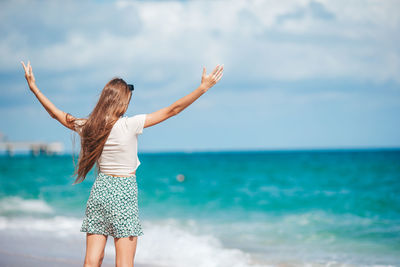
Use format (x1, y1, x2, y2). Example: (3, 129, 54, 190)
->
(80, 172, 144, 238)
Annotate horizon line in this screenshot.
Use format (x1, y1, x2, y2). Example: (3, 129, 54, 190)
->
(1, 145, 399, 156)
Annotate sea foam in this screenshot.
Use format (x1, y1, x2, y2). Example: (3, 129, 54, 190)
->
(0, 196, 54, 215)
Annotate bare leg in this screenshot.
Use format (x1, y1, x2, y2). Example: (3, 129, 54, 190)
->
(114, 236, 138, 267)
(83, 233, 108, 267)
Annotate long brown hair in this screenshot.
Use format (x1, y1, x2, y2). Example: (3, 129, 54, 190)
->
(68, 77, 132, 185)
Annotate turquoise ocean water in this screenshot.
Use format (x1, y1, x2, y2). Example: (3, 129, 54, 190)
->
(0, 149, 399, 266)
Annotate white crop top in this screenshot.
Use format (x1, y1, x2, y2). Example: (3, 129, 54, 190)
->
(74, 114, 147, 177)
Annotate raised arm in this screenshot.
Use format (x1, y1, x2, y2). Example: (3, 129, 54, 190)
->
(144, 64, 224, 128)
(20, 60, 76, 131)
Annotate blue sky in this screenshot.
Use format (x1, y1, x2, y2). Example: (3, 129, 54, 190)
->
(0, 0, 399, 153)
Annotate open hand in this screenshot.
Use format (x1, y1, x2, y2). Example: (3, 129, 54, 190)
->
(201, 64, 224, 90)
(20, 60, 36, 89)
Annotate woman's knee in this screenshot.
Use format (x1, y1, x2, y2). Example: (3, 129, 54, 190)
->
(84, 233, 108, 267)
(115, 258, 135, 267)
(84, 251, 105, 267)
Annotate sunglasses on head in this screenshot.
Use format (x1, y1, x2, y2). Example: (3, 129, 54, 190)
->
(128, 84, 134, 91)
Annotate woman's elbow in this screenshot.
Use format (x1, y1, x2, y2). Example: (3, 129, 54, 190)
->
(170, 106, 181, 116)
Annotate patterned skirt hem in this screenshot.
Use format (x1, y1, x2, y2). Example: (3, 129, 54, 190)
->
(80, 226, 144, 238)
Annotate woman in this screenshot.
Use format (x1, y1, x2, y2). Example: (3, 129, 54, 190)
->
(20, 60, 224, 267)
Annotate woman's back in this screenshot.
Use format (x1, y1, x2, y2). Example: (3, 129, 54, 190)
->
(75, 114, 147, 176)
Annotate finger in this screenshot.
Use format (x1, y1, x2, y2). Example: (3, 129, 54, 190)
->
(212, 65, 221, 77)
(215, 65, 224, 77)
(21, 61, 27, 72)
(214, 70, 223, 80)
(211, 64, 220, 76)
(216, 64, 224, 77)
(214, 64, 221, 75)
(215, 66, 224, 78)
(216, 72, 223, 82)
(218, 65, 224, 75)
(202, 67, 206, 76)
(29, 64, 32, 74)
(214, 71, 221, 82)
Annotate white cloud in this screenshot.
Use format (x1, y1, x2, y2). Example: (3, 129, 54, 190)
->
(0, 0, 399, 91)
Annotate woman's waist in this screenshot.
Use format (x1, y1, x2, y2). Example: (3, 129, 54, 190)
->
(98, 166, 137, 177)
(98, 171, 137, 179)
(104, 172, 136, 177)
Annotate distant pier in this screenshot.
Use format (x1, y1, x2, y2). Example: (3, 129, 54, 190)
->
(0, 132, 64, 156)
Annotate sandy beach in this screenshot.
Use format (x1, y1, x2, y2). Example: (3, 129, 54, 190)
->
(0, 251, 163, 267)
(0, 228, 167, 267)
(0, 246, 167, 267)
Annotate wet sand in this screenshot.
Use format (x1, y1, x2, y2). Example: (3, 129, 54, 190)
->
(0, 249, 164, 267)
